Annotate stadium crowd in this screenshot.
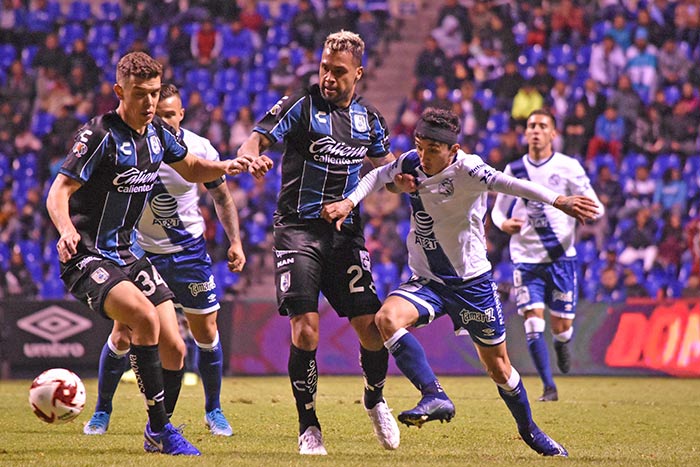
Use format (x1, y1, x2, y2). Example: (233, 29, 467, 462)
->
(1, 0, 699, 302)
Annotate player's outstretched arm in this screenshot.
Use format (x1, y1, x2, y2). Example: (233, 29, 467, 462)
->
(553, 195, 600, 224)
(171, 152, 251, 182)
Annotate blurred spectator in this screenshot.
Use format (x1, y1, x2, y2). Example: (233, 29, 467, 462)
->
(1, 246, 38, 299)
(687, 214, 700, 276)
(681, 274, 700, 298)
(35, 72, 75, 118)
(93, 81, 119, 116)
(468, 39, 503, 86)
(633, 8, 665, 48)
(393, 85, 427, 137)
(67, 38, 99, 90)
(550, 0, 587, 47)
(493, 60, 524, 110)
(667, 86, 700, 158)
(580, 78, 607, 117)
(499, 128, 525, 163)
(320, 0, 357, 42)
(619, 206, 659, 273)
(548, 80, 571, 129)
(431, 12, 462, 58)
(43, 103, 81, 156)
(66, 66, 95, 118)
(457, 81, 486, 150)
(32, 32, 68, 77)
(0, 60, 35, 117)
(586, 106, 625, 165)
(629, 106, 667, 157)
(649, 87, 672, 115)
(579, 165, 621, 250)
(238, 0, 266, 38)
(657, 38, 692, 87)
(13, 119, 43, 155)
(229, 106, 255, 153)
(486, 147, 507, 172)
(510, 81, 543, 131)
(674, 0, 700, 48)
(291, 0, 319, 49)
(446, 40, 474, 90)
(191, 18, 223, 68)
(166, 24, 192, 69)
(624, 27, 659, 102)
(656, 211, 685, 272)
(201, 105, 230, 153)
(620, 164, 656, 219)
(609, 74, 644, 131)
(124, 0, 156, 38)
(652, 168, 687, 216)
(269, 48, 296, 94)
(589, 34, 626, 88)
(436, 0, 471, 44)
(0, 0, 23, 45)
(181, 90, 208, 134)
(468, 1, 493, 40)
(295, 47, 319, 87)
(563, 101, 594, 158)
(530, 60, 556, 97)
(481, 14, 516, 61)
(606, 12, 632, 50)
(415, 35, 448, 86)
(524, 4, 547, 47)
(622, 268, 649, 298)
(427, 80, 452, 110)
(595, 266, 624, 302)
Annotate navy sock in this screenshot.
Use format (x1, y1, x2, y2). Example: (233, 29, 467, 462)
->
(129, 344, 168, 432)
(198, 342, 223, 412)
(360, 346, 388, 409)
(526, 331, 556, 389)
(288, 344, 320, 434)
(389, 332, 446, 398)
(497, 379, 534, 432)
(162, 367, 184, 418)
(95, 341, 129, 413)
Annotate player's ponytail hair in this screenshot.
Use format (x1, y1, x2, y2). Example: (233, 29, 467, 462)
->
(324, 30, 365, 66)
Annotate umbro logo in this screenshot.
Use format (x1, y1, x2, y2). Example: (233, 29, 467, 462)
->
(17, 306, 92, 342)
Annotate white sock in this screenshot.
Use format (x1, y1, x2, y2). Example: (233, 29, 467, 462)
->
(383, 328, 409, 351)
(194, 331, 220, 350)
(107, 336, 129, 356)
(553, 327, 573, 343)
(497, 367, 521, 392)
(524, 317, 546, 334)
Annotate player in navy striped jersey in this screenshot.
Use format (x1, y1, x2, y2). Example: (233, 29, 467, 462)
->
(237, 30, 400, 455)
(322, 108, 600, 457)
(82, 84, 269, 438)
(46, 52, 251, 456)
(492, 109, 604, 402)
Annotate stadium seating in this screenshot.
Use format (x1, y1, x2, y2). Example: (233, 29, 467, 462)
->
(0, 44, 17, 68)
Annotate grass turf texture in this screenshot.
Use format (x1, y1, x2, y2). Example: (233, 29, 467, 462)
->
(1, 376, 698, 466)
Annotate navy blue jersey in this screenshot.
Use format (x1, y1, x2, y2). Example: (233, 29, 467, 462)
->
(59, 111, 187, 265)
(254, 84, 390, 227)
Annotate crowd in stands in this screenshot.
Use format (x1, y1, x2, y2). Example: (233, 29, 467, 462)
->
(1, 0, 700, 304)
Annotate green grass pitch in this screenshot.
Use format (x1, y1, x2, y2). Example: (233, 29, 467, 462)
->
(1, 375, 699, 466)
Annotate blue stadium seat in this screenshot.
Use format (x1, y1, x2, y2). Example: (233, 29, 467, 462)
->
(524, 44, 545, 66)
(59, 22, 86, 49)
(575, 44, 592, 68)
(213, 68, 241, 93)
(651, 153, 680, 178)
(0, 44, 17, 68)
(222, 91, 250, 120)
(244, 67, 269, 95)
(201, 88, 220, 108)
(682, 155, 700, 201)
(588, 153, 618, 181)
(212, 260, 240, 298)
(276, 2, 298, 22)
(664, 86, 681, 106)
(41, 277, 67, 299)
(576, 240, 598, 265)
(486, 112, 510, 134)
(118, 23, 136, 55)
(88, 22, 116, 48)
(492, 261, 514, 284)
(548, 44, 574, 68)
(99, 1, 122, 22)
(390, 134, 412, 154)
(474, 87, 495, 109)
(147, 23, 168, 48)
(619, 152, 648, 181)
(20, 45, 38, 68)
(266, 24, 291, 48)
(185, 67, 213, 93)
(67, 1, 92, 23)
(30, 111, 55, 137)
(590, 20, 609, 43)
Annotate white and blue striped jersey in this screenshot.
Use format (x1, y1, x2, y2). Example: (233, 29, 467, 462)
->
(348, 149, 562, 285)
(491, 152, 604, 264)
(137, 128, 224, 254)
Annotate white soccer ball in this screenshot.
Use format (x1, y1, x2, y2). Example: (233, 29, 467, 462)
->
(29, 368, 86, 424)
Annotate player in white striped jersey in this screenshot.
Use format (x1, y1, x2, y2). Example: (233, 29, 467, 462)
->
(322, 108, 600, 456)
(83, 84, 271, 437)
(492, 109, 604, 402)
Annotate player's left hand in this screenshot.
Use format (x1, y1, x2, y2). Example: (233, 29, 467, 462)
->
(249, 155, 274, 179)
(227, 240, 246, 273)
(393, 173, 418, 193)
(554, 195, 600, 223)
(321, 199, 354, 231)
(224, 156, 252, 176)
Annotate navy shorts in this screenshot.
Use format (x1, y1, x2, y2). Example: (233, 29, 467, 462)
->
(147, 236, 221, 315)
(389, 272, 506, 347)
(512, 259, 578, 319)
(60, 254, 174, 319)
(273, 219, 381, 318)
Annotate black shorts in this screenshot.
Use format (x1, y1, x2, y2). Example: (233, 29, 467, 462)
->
(60, 254, 174, 319)
(273, 219, 381, 318)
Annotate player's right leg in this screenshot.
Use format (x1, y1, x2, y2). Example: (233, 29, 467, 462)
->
(83, 322, 131, 435)
(375, 293, 455, 429)
(475, 343, 567, 457)
(154, 300, 186, 419)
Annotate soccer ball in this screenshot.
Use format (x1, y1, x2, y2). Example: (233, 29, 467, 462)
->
(29, 368, 86, 424)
